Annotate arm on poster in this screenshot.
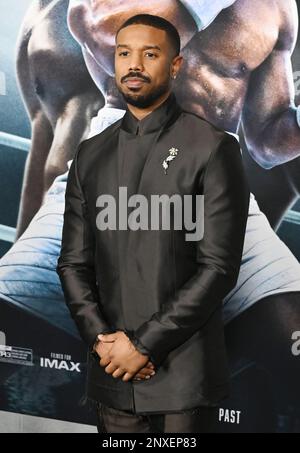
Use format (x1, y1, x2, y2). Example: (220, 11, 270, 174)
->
(241, 0, 300, 168)
(124, 133, 250, 367)
(56, 142, 113, 350)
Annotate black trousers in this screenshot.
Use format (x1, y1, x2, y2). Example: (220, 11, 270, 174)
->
(96, 403, 218, 433)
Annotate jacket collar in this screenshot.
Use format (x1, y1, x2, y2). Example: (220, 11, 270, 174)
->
(120, 91, 180, 136)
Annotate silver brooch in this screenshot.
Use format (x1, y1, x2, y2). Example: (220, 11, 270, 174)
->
(162, 147, 179, 174)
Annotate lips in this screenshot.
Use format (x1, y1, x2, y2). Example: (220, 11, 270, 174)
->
(124, 78, 146, 87)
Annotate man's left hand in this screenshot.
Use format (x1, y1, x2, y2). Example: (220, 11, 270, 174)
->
(99, 331, 150, 382)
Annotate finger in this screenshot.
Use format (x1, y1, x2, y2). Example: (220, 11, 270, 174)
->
(112, 368, 125, 379)
(99, 355, 111, 367)
(133, 372, 152, 380)
(98, 333, 116, 342)
(105, 362, 118, 374)
(144, 361, 155, 369)
(122, 372, 134, 382)
(136, 371, 148, 378)
(138, 367, 156, 377)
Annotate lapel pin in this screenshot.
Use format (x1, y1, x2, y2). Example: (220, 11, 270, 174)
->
(162, 147, 179, 174)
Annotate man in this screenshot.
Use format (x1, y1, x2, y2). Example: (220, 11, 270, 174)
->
(56, 14, 250, 433)
(66, 2, 300, 429)
(1, 0, 298, 431)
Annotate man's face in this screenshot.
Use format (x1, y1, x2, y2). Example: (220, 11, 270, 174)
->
(114, 24, 174, 108)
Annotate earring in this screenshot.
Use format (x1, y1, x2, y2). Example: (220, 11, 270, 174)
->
(173, 74, 177, 79)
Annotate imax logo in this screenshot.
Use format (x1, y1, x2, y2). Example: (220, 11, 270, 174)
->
(40, 358, 81, 372)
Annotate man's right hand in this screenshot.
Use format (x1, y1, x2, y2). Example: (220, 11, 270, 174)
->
(94, 337, 156, 381)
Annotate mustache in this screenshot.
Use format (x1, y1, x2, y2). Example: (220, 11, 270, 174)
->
(122, 72, 150, 83)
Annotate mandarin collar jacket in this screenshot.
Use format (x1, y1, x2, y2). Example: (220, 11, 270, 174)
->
(120, 91, 179, 135)
(56, 92, 250, 414)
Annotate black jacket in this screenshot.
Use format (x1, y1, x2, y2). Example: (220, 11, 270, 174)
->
(56, 92, 250, 414)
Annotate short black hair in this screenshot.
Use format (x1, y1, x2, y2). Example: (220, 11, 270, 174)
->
(115, 14, 181, 58)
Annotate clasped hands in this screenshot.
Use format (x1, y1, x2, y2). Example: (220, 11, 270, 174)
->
(94, 330, 156, 382)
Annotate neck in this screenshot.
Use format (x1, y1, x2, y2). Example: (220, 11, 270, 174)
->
(126, 90, 172, 121)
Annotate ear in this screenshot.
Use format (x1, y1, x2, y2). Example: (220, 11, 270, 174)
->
(172, 54, 184, 75)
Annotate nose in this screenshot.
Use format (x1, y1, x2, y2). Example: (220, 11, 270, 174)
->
(128, 52, 144, 72)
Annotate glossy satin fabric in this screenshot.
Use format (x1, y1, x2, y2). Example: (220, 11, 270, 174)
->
(56, 92, 250, 413)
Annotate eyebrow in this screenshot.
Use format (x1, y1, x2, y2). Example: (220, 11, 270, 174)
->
(116, 44, 161, 51)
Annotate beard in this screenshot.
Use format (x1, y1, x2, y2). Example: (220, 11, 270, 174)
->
(117, 78, 171, 109)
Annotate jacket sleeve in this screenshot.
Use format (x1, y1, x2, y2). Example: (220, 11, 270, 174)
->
(56, 142, 113, 350)
(129, 132, 250, 367)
